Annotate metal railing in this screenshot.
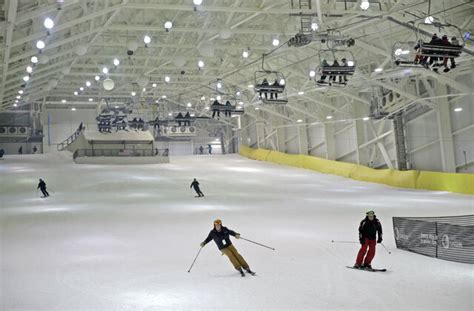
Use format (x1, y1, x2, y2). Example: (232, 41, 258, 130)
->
(73, 148, 168, 159)
(57, 128, 83, 151)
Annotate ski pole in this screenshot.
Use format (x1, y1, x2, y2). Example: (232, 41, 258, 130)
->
(187, 246, 203, 273)
(240, 237, 275, 251)
(380, 242, 392, 254)
(331, 240, 358, 244)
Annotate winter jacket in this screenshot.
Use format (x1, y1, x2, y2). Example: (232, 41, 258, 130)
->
(37, 180, 46, 190)
(190, 180, 200, 189)
(203, 226, 238, 250)
(359, 217, 382, 240)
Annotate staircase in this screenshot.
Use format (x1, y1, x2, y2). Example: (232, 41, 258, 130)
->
(290, 0, 315, 34)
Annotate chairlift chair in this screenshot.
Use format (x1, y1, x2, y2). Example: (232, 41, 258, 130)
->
(315, 49, 355, 87)
(254, 54, 288, 104)
(394, 22, 463, 67)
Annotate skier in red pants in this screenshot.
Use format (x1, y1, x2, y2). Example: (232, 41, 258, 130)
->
(354, 210, 383, 269)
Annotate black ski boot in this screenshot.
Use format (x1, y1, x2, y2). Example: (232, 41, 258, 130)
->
(238, 268, 245, 277)
(363, 264, 372, 270)
(244, 268, 256, 276)
(353, 264, 362, 269)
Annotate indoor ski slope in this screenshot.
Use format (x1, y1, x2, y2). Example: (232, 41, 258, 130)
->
(1, 153, 473, 311)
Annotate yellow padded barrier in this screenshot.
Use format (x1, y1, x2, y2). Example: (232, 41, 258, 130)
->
(416, 171, 474, 195)
(240, 146, 473, 195)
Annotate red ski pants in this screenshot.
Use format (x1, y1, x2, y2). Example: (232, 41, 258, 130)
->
(355, 239, 376, 265)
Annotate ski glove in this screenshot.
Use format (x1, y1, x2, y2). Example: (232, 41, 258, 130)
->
(200, 242, 205, 247)
(377, 237, 383, 244)
(235, 234, 240, 239)
(359, 238, 365, 245)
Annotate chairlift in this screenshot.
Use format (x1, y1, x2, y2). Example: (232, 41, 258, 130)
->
(315, 49, 356, 87)
(254, 54, 288, 104)
(393, 22, 463, 67)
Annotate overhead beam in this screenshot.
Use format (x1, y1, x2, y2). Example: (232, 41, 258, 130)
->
(0, 0, 18, 110)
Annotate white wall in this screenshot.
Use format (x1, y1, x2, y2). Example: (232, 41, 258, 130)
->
(41, 107, 97, 153)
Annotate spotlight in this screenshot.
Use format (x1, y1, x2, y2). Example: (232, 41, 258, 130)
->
(164, 21, 173, 31)
(360, 0, 370, 11)
(242, 50, 249, 58)
(165, 76, 171, 82)
(309, 70, 316, 78)
(113, 58, 120, 66)
(95, 75, 100, 81)
(36, 40, 45, 50)
(102, 67, 109, 74)
(272, 38, 280, 46)
(44, 18, 54, 29)
(26, 66, 33, 73)
(86, 81, 91, 87)
(31, 56, 38, 64)
(311, 22, 318, 31)
(23, 76, 30, 82)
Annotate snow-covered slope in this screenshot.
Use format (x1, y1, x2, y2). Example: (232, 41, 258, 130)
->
(1, 154, 472, 310)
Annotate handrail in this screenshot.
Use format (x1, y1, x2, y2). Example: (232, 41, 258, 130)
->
(57, 128, 83, 151)
(73, 148, 169, 159)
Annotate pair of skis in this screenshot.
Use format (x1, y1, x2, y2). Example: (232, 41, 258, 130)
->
(346, 266, 386, 272)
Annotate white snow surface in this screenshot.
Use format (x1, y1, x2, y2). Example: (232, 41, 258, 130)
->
(1, 153, 473, 311)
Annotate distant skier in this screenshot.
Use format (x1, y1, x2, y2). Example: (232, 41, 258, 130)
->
(32, 145, 38, 154)
(18, 146, 23, 154)
(200, 219, 255, 276)
(207, 144, 212, 154)
(37, 179, 49, 198)
(190, 178, 204, 197)
(0, 149, 4, 159)
(353, 210, 383, 269)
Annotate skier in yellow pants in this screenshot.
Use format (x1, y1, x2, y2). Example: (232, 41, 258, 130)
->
(201, 219, 255, 276)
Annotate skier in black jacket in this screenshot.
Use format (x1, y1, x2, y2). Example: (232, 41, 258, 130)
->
(200, 219, 255, 276)
(354, 210, 382, 269)
(37, 179, 49, 198)
(190, 178, 204, 197)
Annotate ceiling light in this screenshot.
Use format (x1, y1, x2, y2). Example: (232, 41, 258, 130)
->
(18, 90, 24, 94)
(272, 38, 280, 46)
(79, 87, 84, 91)
(279, 78, 285, 85)
(401, 50, 410, 55)
(144, 35, 151, 44)
(152, 83, 157, 87)
(95, 75, 100, 81)
(255, 107, 260, 110)
(347, 60, 355, 66)
(326, 115, 333, 120)
(187, 102, 192, 107)
(374, 67, 383, 73)
(26, 66, 33, 73)
(168, 113, 173, 116)
(86, 81, 91, 87)
(217, 82, 222, 89)
(363, 117, 370, 121)
(74, 91, 78, 96)
(210, 97, 215, 101)
(88, 98, 93, 102)
(102, 67, 109, 74)
(236, 91, 241, 96)
(162, 95, 167, 98)
(309, 70, 316, 78)
(238, 101, 243, 105)
(113, 58, 120, 66)
(454, 107, 463, 112)
(16, 95, 21, 99)
(190, 113, 195, 117)
(394, 48, 403, 56)
(164, 21, 173, 30)
(298, 91, 304, 95)
(204, 106, 210, 110)
(22, 76, 30, 82)
(242, 50, 249, 58)
(44, 17, 54, 29)
(36, 40, 45, 49)
(311, 22, 319, 31)
(201, 96, 206, 100)
(115, 106, 119, 109)
(360, 0, 370, 11)
(15, 100, 19, 103)
(13, 103, 18, 107)
(216, 95, 221, 101)
(71, 107, 76, 111)
(248, 84, 254, 88)
(142, 88, 146, 92)
(165, 76, 171, 82)
(193, 0, 203, 5)
(31, 56, 38, 64)
(198, 60, 204, 68)
(424, 16, 434, 24)
(61, 99, 66, 103)
(131, 91, 136, 96)
(297, 119, 303, 123)
(155, 100, 160, 103)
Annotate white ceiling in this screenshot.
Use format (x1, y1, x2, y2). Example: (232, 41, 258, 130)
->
(1, 0, 473, 118)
